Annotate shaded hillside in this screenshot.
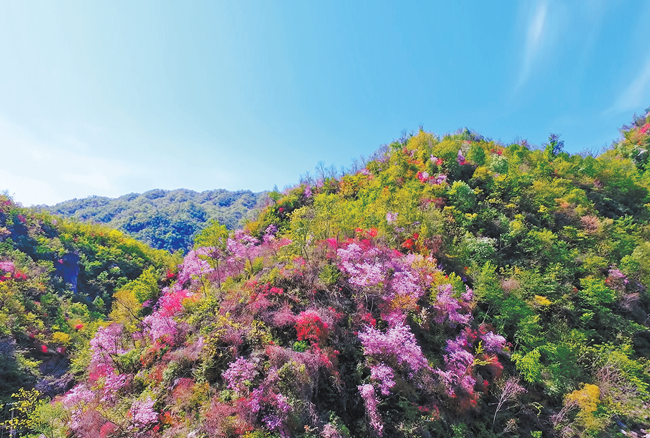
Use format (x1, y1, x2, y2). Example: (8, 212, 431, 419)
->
(44, 189, 268, 253)
(5, 109, 650, 438)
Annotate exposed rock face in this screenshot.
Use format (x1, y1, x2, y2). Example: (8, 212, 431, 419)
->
(0, 338, 73, 400)
(0, 337, 15, 357)
(36, 358, 74, 399)
(55, 253, 80, 293)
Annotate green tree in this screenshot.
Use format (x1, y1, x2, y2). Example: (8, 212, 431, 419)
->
(194, 219, 230, 291)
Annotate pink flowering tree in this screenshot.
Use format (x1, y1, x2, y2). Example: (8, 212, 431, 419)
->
(358, 323, 429, 397)
(61, 384, 96, 431)
(222, 356, 258, 396)
(101, 373, 132, 403)
(337, 242, 388, 288)
(156, 288, 194, 317)
(358, 383, 384, 436)
(243, 366, 293, 435)
(177, 249, 214, 294)
(226, 230, 261, 277)
(0, 260, 15, 273)
(89, 324, 127, 379)
(433, 328, 507, 411)
(142, 314, 178, 345)
(432, 284, 473, 326)
(128, 397, 158, 433)
(337, 239, 428, 323)
(370, 363, 396, 396)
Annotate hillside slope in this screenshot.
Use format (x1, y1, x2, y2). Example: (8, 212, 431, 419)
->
(0, 197, 175, 407)
(44, 189, 268, 252)
(5, 109, 650, 438)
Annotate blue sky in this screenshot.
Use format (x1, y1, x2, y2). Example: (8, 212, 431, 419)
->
(1, 1, 650, 206)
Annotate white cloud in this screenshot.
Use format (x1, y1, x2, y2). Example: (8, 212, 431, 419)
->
(516, 0, 549, 90)
(607, 55, 650, 116)
(0, 115, 265, 206)
(0, 117, 132, 205)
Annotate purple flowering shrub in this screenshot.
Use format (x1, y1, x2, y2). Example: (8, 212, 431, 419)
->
(337, 242, 388, 287)
(370, 363, 396, 396)
(176, 249, 214, 287)
(358, 323, 429, 375)
(129, 397, 158, 430)
(433, 327, 507, 410)
(358, 383, 384, 436)
(88, 324, 128, 380)
(222, 356, 258, 395)
(62, 384, 96, 432)
(52, 217, 517, 437)
(432, 283, 473, 325)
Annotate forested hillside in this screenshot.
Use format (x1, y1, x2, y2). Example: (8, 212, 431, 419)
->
(3, 109, 650, 437)
(0, 197, 175, 409)
(44, 189, 267, 252)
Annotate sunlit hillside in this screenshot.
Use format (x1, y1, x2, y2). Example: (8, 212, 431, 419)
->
(2, 109, 650, 437)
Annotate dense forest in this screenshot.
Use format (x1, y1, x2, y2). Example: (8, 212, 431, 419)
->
(43, 189, 267, 252)
(1, 108, 650, 437)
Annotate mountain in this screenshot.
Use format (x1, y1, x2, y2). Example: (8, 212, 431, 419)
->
(3, 109, 650, 437)
(43, 188, 268, 253)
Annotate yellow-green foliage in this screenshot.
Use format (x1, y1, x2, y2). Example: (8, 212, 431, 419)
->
(194, 219, 229, 250)
(51, 331, 71, 345)
(110, 287, 143, 331)
(0, 388, 47, 432)
(58, 220, 171, 268)
(512, 349, 543, 384)
(110, 267, 160, 330)
(131, 267, 160, 304)
(579, 277, 616, 306)
(561, 384, 604, 434)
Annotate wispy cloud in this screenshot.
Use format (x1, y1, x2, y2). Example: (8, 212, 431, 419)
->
(516, 0, 549, 90)
(0, 117, 132, 205)
(0, 116, 248, 206)
(606, 55, 650, 116)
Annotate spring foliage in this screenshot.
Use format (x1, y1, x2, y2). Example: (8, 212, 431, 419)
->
(45, 188, 266, 252)
(4, 108, 650, 437)
(0, 196, 173, 408)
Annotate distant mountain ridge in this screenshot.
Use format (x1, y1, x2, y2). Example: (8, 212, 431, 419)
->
(43, 188, 268, 252)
